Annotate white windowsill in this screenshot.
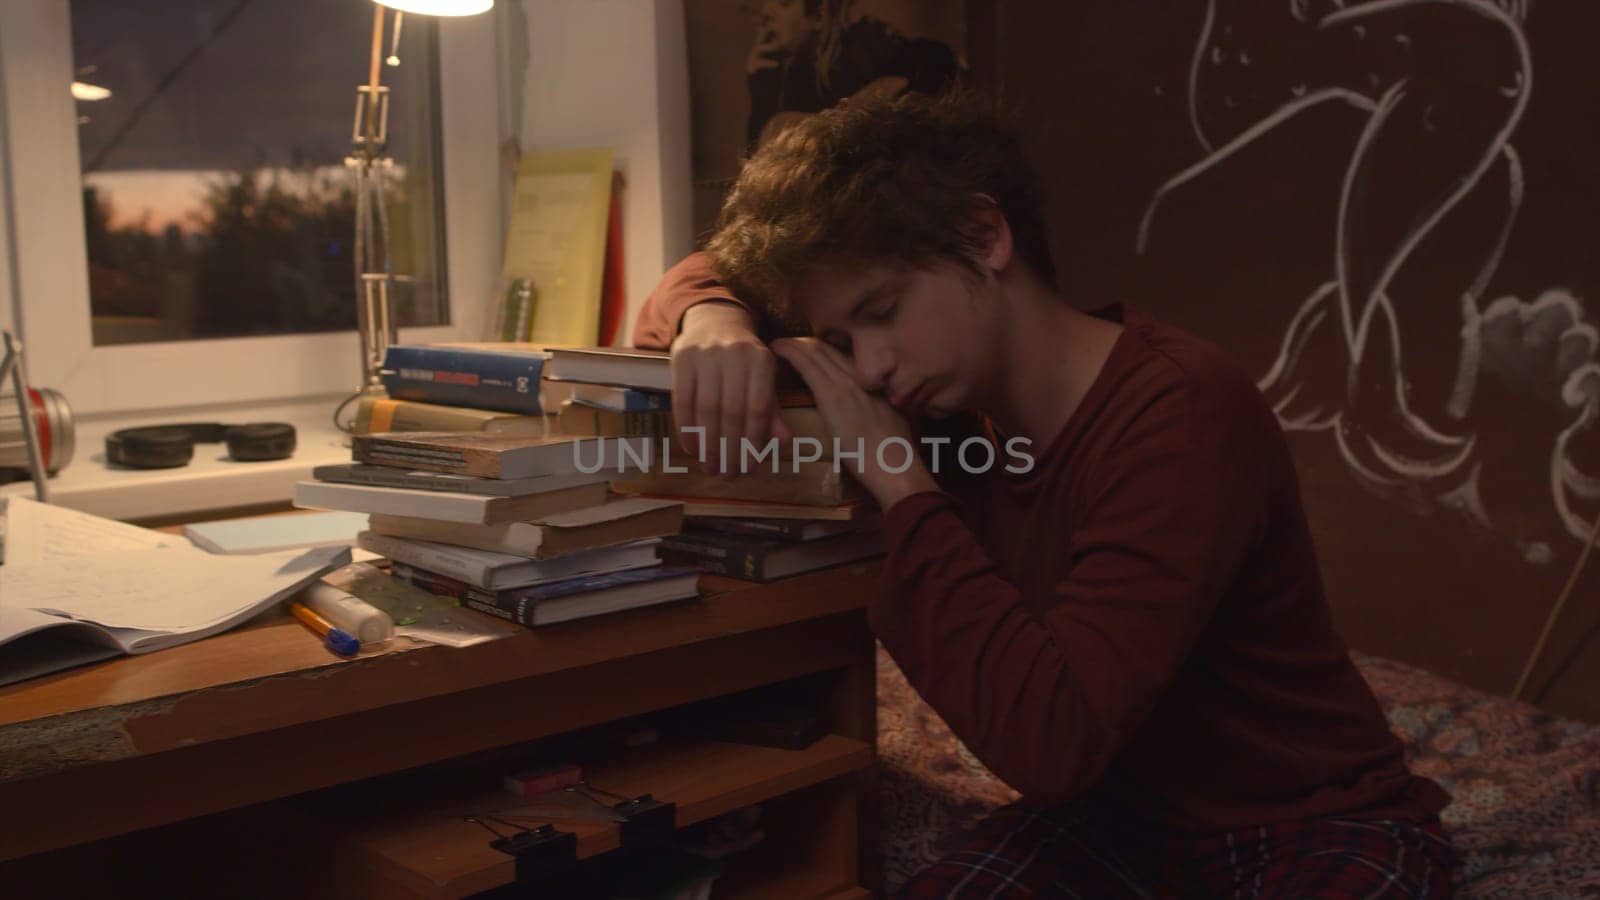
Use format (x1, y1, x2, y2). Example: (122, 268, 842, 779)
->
(0, 395, 355, 522)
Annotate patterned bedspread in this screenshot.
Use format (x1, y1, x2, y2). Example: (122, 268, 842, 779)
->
(877, 647, 1600, 898)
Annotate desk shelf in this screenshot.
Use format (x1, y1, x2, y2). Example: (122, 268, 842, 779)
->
(296, 734, 874, 899)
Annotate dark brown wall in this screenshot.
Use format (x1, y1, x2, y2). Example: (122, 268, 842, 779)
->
(971, 0, 1600, 721)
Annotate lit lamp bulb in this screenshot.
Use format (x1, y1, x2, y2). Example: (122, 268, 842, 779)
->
(372, 0, 494, 14)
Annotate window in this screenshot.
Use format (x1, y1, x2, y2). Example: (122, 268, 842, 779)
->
(0, 1, 501, 415)
(71, 0, 448, 346)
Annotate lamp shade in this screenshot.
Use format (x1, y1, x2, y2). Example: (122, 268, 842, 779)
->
(373, 0, 493, 15)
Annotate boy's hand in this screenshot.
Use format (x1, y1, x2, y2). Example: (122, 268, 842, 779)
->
(770, 337, 938, 510)
(671, 302, 793, 474)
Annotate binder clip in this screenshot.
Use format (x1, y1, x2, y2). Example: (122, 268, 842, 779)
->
(467, 816, 577, 882)
(569, 783, 676, 846)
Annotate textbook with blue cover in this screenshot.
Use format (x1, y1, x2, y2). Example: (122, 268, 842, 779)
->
(381, 345, 549, 414)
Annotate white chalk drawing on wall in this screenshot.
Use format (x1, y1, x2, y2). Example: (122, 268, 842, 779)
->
(1138, 0, 1600, 564)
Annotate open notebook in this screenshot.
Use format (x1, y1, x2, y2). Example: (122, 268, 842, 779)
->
(0, 498, 350, 687)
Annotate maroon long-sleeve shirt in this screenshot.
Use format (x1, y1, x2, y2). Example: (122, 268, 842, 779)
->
(634, 252, 1449, 830)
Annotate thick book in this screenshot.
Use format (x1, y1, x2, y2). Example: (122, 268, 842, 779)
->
(391, 562, 701, 627)
(294, 479, 608, 526)
(611, 460, 863, 507)
(312, 463, 607, 498)
(659, 530, 884, 582)
(367, 497, 684, 559)
(354, 395, 547, 436)
(352, 432, 648, 480)
(568, 384, 670, 412)
(559, 401, 834, 453)
(684, 513, 876, 542)
(380, 345, 549, 414)
(547, 346, 816, 405)
(356, 531, 662, 590)
(546, 346, 673, 391)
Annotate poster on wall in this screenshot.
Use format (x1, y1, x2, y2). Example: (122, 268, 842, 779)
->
(684, 0, 968, 241)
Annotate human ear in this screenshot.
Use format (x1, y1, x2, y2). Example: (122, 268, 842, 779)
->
(966, 195, 1014, 275)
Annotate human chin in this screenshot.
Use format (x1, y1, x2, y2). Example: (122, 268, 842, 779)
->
(918, 381, 967, 420)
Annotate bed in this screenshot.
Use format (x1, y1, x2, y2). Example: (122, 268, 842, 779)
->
(877, 647, 1600, 898)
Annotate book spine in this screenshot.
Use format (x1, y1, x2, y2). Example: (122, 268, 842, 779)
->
(361, 396, 528, 435)
(391, 563, 539, 624)
(614, 468, 851, 506)
(299, 482, 489, 523)
(659, 537, 771, 582)
(462, 595, 538, 627)
(381, 346, 545, 414)
(561, 405, 675, 440)
(686, 518, 807, 540)
(354, 444, 497, 478)
(362, 535, 492, 586)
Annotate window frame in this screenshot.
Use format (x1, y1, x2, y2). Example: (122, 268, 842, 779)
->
(0, 1, 502, 416)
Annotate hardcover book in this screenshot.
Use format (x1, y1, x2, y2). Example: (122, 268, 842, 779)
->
(659, 530, 884, 582)
(611, 460, 863, 507)
(684, 513, 876, 542)
(354, 395, 548, 436)
(356, 531, 662, 590)
(294, 479, 608, 525)
(352, 432, 648, 480)
(312, 463, 608, 498)
(558, 402, 834, 454)
(567, 384, 670, 412)
(381, 345, 550, 414)
(546, 346, 673, 392)
(547, 346, 817, 407)
(391, 562, 701, 627)
(367, 497, 684, 559)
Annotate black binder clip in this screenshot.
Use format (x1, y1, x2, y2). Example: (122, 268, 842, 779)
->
(467, 816, 577, 882)
(570, 783, 677, 845)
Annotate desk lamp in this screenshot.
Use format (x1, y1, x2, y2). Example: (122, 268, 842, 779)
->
(346, 0, 493, 421)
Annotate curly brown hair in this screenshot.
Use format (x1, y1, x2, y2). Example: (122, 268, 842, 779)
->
(705, 88, 1055, 327)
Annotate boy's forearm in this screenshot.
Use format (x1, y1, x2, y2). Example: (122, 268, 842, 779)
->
(630, 252, 751, 349)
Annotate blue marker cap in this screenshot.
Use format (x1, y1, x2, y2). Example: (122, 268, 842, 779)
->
(327, 628, 361, 657)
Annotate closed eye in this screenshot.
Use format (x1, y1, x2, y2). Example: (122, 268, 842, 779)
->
(865, 299, 898, 323)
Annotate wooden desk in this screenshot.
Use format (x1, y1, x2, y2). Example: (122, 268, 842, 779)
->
(0, 562, 881, 897)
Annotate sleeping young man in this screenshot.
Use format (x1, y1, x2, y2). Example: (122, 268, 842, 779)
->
(631, 91, 1455, 898)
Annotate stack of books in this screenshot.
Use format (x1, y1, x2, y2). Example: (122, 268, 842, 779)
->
(546, 347, 885, 583)
(355, 343, 556, 436)
(294, 431, 701, 628)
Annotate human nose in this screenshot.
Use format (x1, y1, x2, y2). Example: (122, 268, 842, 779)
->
(851, 333, 895, 393)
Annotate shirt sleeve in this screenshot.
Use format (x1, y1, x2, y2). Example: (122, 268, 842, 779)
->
(631, 251, 805, 349)
(871, 377, 1268, 805)
(629, 252, 744, 350)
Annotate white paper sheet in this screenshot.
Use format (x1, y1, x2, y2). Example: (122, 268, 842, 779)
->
(2, 496, 183, 566)
(4, 545, 345, 632)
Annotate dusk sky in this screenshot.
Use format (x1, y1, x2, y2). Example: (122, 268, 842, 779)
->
(71, 0, 430, 227)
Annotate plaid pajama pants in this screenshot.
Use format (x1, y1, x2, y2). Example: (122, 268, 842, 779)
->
(896, 801, 1456, 899)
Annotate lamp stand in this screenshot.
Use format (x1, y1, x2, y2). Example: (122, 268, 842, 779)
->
(0, 332, 50, 503)
(349, 6, 399, 398)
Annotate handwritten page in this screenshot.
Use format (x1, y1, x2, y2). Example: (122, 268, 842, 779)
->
(2, 496, 182, 567)
(4, 545, 346, 633)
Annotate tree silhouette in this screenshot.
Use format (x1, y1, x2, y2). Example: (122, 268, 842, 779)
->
(83, 161, 429, 345)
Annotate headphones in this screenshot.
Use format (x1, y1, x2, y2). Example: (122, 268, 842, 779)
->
(105, 422, 297, 469)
